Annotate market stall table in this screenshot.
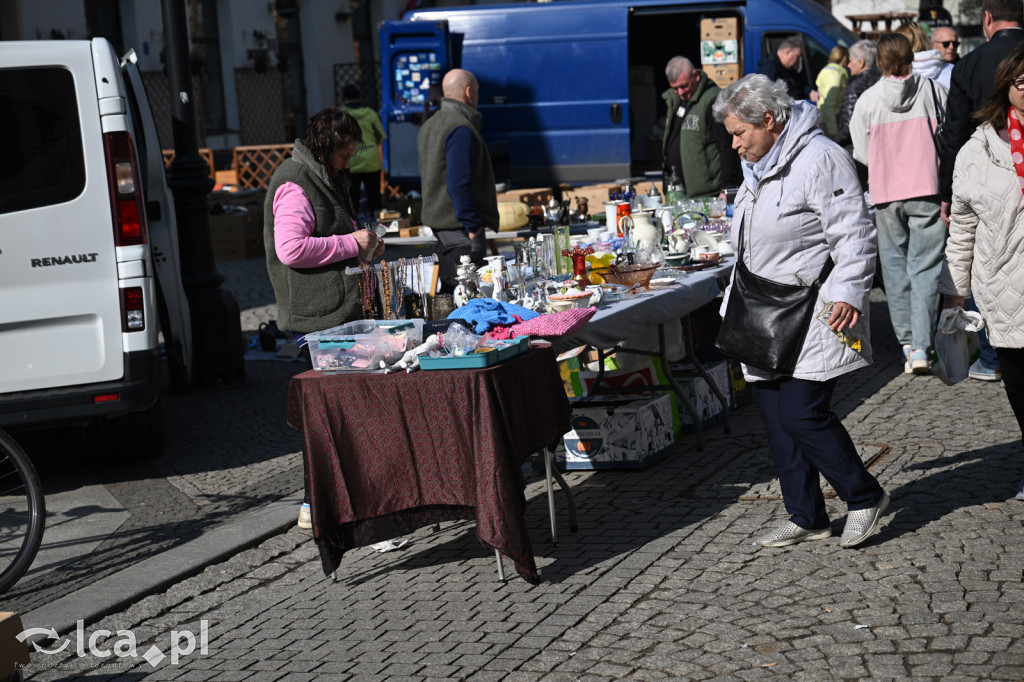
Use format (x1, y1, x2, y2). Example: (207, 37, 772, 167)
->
(549, 262, 734, 449)
(287, 346, 572, 584)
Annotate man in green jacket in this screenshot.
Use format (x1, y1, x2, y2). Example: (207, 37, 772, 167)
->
(340, 84, 386, 221)
(661, 56, 741, 199)
(417, 69, 500, 293)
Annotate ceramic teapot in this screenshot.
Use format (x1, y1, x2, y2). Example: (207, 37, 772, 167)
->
(618, 209, 663, 248)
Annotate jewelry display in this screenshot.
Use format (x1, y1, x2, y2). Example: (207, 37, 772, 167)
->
(359, 263, 373, 320)
(381, 263, 393, 320)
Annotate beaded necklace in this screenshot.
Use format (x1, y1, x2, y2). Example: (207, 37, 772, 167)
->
(359, 263, 373, 320)
(381, 263, 392, 320)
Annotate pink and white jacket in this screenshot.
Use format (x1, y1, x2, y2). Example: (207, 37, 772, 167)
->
(849, 74, 946, 205)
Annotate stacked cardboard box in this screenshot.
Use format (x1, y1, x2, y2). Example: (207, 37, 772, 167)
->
(669, 360, 730, 432)
(209, 189, 265, 261)
(559, 393, 675, 470)
(701, 17, 741, 88)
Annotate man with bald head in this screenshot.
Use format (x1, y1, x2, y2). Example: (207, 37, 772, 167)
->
(417, 68, 499, 292)
(660, 56, 740, 198)
(931, 26, 961, 64)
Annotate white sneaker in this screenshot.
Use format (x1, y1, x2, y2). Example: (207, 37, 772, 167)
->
(756, 521, 831, 548)
(840, 492, 890, 548)
(1014, 478, 1024, 501)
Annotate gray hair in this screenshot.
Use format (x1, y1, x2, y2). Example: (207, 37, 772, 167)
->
(778, 35, 803, 51)
(848, 39, 877, 69)
(712, 74, 793, 126)
(665, 56, 694, 83)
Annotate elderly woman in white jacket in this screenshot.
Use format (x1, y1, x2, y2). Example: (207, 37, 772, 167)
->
(941, 44, 1024, 501)
(713, 74, 889, 548)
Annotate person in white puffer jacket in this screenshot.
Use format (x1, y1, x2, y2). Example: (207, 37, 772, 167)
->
(713, 74, 889, 550)
(940, 43, 1024, 501)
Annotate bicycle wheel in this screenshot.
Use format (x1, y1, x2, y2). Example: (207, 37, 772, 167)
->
(0, 429, 45, 592)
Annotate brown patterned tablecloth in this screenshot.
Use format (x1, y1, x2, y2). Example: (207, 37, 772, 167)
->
(286, 346, 571, 584)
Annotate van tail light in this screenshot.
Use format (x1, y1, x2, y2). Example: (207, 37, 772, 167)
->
(121, 286, 145, 332)
(103, 131, 147, 246)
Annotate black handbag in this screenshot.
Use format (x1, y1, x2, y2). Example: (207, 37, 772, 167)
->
(715, 218, 834, 374)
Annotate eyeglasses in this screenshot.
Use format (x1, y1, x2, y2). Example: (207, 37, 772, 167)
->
(1013, 76, 1024, 91)
(933, 40, 960, 49)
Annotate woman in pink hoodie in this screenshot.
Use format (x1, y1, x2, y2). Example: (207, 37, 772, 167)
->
(851, 32, 947, 374)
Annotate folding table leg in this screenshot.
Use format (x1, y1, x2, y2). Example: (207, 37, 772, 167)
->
(546, 448, 578, 533)
(544, 447, 558, 544)
(495, 549, 506, 581)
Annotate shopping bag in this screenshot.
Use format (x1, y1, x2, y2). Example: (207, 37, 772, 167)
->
(931, 307, 984, 386)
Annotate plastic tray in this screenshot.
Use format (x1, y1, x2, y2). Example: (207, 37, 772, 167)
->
(418, 336, 529, 371)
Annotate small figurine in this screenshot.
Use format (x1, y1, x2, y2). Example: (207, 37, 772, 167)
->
(453, 255, 480, 308)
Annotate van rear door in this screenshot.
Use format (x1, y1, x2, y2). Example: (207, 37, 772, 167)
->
(123, 57, 193, 386)
(379, 20, 451, 181)
(0, 41, 129, 393)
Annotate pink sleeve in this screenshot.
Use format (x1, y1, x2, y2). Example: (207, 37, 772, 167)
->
(272, 183, 360, 267)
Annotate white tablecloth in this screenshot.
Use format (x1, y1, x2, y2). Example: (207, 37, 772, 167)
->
(550, 261, 733, 355)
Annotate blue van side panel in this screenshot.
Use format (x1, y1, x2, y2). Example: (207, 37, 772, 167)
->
(390, 0, 849, 183)
(440, 5, 629, 178)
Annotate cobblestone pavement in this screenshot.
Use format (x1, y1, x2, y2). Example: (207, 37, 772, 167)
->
(5, 258, 301, 614)
(19, 281, 1024, 681)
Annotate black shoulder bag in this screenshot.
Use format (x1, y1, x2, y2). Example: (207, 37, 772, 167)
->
(714, 217, 834, 375)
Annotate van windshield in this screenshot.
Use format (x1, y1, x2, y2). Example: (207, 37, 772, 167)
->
(0, 68, 86, 215)
(821, 22, 859, 48)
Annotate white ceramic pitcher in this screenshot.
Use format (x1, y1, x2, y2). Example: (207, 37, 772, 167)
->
(618, 210, 663, 248)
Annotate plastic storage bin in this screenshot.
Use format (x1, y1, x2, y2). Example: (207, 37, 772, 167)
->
(305, 319, 425, 371)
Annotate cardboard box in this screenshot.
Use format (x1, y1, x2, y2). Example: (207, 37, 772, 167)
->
(209, 210, 265, 260)
(701, 16, 738, 41)
(561, 183, 625, 216)
(495, 186, 555, 207)
(559, 393, 675, 470)
(0, 612, 30, 677)
(669, 360, 730, 432)
(210, 189, 266, 261)
(706, 63, 742, 89)
(701, 39, 739, 64)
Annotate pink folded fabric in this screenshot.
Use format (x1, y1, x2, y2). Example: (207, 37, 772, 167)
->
(487, 307, 596, 340)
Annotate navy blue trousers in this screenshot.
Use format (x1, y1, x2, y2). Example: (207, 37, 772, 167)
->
(756, 377, 884, 530)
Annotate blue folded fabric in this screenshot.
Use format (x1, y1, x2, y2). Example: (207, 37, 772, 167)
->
(449, 299, 540, 333)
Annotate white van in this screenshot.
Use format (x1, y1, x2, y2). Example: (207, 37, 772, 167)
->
(0, 38, 191, 457)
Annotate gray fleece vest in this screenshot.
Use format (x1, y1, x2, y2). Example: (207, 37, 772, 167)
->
(263, 139, 362, 334)
(417, 98, 500, 232)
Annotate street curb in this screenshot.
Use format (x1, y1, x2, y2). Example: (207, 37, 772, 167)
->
(21, 490, 304, 640)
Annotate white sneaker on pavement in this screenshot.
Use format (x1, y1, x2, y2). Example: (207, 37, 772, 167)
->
(840, 492, 890, 548)
(756, 521, 831, 548)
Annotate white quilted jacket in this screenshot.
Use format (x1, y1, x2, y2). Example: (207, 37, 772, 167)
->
(941, 123, 1024, 349)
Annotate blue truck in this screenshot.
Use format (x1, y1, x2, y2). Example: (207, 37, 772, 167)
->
(379, 0, 858, 187)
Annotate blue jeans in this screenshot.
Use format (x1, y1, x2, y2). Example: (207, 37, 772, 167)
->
(966, 296, 1000, 369)
(874, 197, 947, 351)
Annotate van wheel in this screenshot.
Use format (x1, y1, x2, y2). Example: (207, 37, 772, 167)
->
(93, 400, 164, 460)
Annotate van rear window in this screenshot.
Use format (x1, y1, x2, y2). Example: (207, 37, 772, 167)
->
(0, 68, 86, 215)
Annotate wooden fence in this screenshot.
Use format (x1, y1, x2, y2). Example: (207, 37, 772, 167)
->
(161, 148, 216, 177)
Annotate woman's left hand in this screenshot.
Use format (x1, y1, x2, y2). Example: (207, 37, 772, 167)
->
(371, 238, 385, 260)
(828, 302, 860, 332)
